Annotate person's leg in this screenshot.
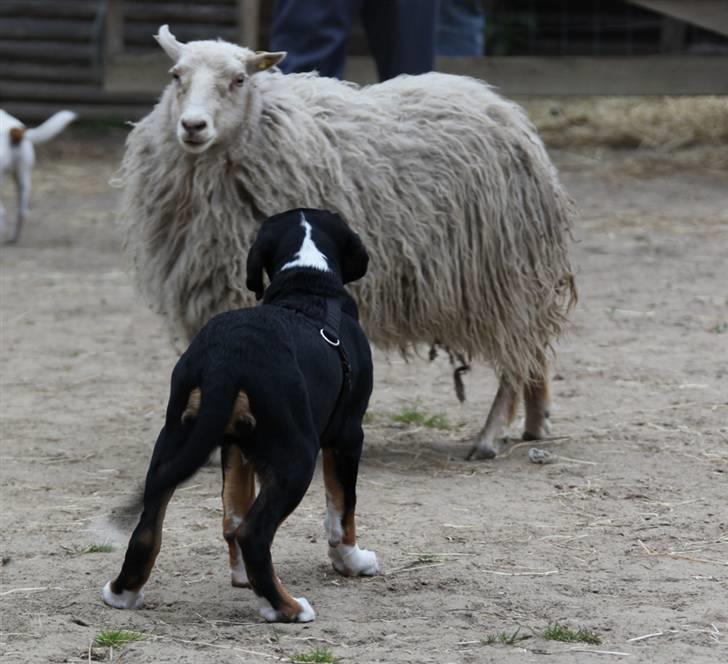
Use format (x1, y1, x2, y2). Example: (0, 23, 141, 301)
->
(361, 0, 438, 81)
(270, 0, 360, 78)
(437, 0, 486, 56)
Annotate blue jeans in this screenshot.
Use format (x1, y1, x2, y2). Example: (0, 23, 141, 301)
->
(270, 0, 439, 81)
(437, 0, 485, 56)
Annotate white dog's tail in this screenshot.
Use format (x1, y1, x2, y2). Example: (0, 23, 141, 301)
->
(25, 110, 77, 144)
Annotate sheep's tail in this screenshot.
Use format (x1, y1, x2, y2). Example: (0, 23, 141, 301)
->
(25, 110, 77, 144)
(142, 380, 245, 505)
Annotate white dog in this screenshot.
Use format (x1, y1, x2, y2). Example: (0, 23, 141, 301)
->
(0, 109, 77, 244)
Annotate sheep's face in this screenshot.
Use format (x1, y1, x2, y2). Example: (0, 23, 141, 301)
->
(155, 25, 285, 155)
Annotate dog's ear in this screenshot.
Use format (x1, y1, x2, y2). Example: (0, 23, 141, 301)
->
(341, 229, 369, 284)
(246, 226, 274, 300)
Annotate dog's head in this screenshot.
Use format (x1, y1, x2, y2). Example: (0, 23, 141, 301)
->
(246, 209, 369, 299)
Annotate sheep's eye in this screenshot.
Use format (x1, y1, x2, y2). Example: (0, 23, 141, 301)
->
(233, 74, 246, 87)
(172, 71, 181, 82)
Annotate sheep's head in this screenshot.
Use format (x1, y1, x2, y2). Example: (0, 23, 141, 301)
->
(155, 25, 286, 154)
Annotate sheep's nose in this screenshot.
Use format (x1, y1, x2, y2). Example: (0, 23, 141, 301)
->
(181, 119, 207, 133)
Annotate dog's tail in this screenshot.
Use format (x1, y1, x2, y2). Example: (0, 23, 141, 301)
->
(142, 381, 256, 505)
(25, 110, 77, 144)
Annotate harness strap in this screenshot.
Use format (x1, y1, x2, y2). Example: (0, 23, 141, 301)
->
(318, 297, 352, 442)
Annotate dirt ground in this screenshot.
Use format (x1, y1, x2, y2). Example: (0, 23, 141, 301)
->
(1, 131, 726, 664)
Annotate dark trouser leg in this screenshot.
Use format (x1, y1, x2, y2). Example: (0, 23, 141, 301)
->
(270, 0, 360, 77)
(361, 0, 438, 80)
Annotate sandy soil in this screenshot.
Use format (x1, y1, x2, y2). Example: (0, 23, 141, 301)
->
(1, 133, 726, 664)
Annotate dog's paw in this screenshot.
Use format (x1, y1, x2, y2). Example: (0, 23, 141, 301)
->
(101, 581, 144, 609)
(329, 544, 379, 577)
(258, 596, 315, 623)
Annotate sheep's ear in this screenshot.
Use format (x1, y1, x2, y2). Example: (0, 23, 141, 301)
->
(341, 229, 369, 285)
(246, 229, 273, 300)
(246, 51, 287, 75)
(155, 24, 184, 62)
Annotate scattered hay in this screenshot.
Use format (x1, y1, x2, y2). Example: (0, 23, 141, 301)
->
(524, 96, 728, 151)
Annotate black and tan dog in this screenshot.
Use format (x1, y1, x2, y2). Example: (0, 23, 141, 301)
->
(102, 208, 378, 622)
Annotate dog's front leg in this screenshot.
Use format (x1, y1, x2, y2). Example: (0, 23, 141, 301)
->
(322, 445, 379, 577)
(221, 443, 255, 588)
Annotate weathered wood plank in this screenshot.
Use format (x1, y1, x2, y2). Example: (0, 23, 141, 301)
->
(0, 62, 98, 84)
(106, 53, 728, 96)
(238, 0, 260, 50)
(627, 0, 728, 38)
(0, 1, 98, 20)
(1, 101, 152, 123)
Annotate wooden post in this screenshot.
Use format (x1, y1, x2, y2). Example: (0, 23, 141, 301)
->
(105, 0, 124, 60)
(238, 0, 260, 49)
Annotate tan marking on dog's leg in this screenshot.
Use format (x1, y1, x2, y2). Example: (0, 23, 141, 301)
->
(182, 388, 256, 433)
(181, 388, 201, 423)
(523, 363, 551, 441)
(467, 379, 520, 460)
(322, 449, 345, 546)
(322, 449, 379, 577)
(226, 391, 256, 432)
(9, 127, 26, 146)
(222, 446, 256, 587)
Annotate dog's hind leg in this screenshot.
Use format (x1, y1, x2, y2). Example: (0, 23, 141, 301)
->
(236, 449, 317, 622)
(323, 442, 379, 577)
(101, 488, 173, 609)
(102, 427, 177, 609)
(221, 443, 255, 588)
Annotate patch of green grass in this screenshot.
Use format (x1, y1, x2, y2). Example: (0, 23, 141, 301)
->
(709, 322, 727, 334)
(483, 628, 531, 646)
(290, 648, 339, 663)
(542, 623, 602, 645)
(391, 406, 451, 430)
(94, 630, 145, 648)
(83, 543, 114, 554)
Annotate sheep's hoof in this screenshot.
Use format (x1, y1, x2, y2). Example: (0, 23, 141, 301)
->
(523, 417, 552, 441)
(465, 442, 497, 461)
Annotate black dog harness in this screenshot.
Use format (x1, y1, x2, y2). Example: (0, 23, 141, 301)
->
(316, 296, 353, 441)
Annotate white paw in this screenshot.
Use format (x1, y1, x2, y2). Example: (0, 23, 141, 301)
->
(258, 596, 316, 623)
(230, 543, 250, 587)
(329, 544, 379, 577)
(323, 504, 343, 546)
(101, 581, 144, 609)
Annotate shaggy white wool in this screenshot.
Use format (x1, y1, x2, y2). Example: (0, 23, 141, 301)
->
(119, 34, 576, 385)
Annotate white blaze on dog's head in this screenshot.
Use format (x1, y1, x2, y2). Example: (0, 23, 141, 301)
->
(154, 24, 285, 154)
(281, 212, 331, 273)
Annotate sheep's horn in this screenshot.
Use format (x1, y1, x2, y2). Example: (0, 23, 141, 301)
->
(155, 24, 184, 62)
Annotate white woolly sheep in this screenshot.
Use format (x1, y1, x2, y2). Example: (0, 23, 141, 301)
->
(118, 25, 577, 460)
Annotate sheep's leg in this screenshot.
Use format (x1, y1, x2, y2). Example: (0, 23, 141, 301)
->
(466, 379, 519, 460)
(237, 450, 316, 622)
(523, 367, 551, 441)
(322, 446, 379, 577)
(221, 444, 256, 588)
